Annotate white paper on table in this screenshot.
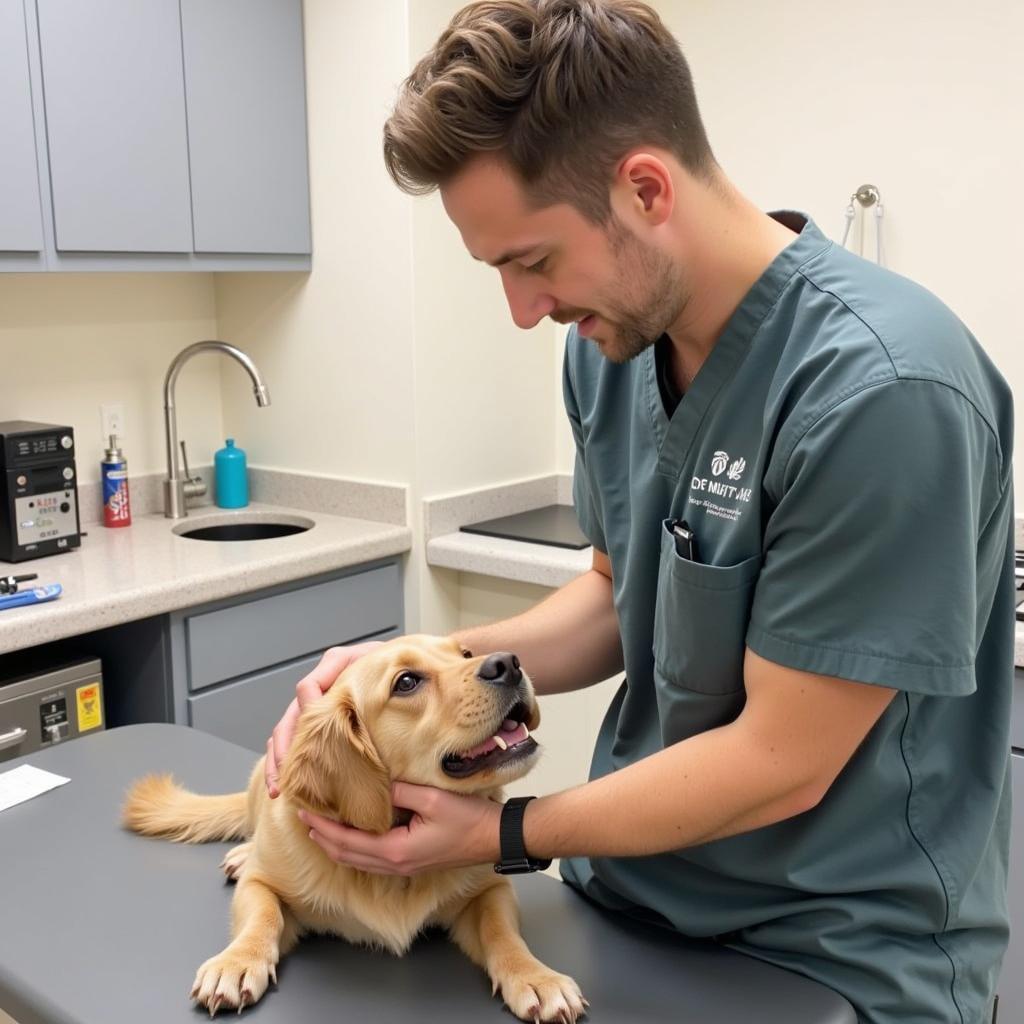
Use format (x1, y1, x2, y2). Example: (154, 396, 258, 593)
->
(0, 764, 71, 812)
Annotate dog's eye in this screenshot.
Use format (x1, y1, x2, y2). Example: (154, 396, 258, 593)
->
(392, 671, 423, 695)
(461, 648, 473, 659)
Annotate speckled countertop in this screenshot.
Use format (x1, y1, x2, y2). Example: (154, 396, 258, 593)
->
(427, 530, 592, 589)
(423, 475, 592, 590)
(0, 503, 411, 654)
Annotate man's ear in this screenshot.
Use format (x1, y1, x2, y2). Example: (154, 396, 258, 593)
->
(278, 693, 393, 834)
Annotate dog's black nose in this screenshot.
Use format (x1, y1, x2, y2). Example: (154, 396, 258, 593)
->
(477, 652, 522, 688)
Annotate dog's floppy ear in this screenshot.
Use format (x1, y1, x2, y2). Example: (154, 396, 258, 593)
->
(278, 691, 393, 834)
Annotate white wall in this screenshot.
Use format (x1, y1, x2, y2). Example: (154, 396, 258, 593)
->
(407, 3, 561, 498)
(215, 0, 416, 486)
(658, 0, 1023, 500)
(217, 0, 566, 635)
(3, 0, 1018, 560)
(0, 274, 222, 486)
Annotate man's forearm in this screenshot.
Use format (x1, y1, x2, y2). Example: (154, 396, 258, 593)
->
(515, 651, 897, 861)
(452, 561, 623, 696)
(520, 717, 821, 860)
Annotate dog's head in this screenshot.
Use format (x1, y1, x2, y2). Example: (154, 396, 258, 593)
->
(277, 635, 541, 833)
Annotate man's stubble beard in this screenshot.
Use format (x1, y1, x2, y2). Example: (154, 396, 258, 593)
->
(600, 219, 686, 365)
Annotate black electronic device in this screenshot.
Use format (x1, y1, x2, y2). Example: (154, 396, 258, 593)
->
(0, 421, 81, 563)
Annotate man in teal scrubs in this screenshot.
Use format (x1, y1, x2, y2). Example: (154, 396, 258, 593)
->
(265, 2, 1014, 1021)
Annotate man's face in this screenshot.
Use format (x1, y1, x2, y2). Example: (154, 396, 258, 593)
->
(441, 155, 685, 363)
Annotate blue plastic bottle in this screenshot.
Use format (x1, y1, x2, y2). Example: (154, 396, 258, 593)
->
(214, 439, 249, 508)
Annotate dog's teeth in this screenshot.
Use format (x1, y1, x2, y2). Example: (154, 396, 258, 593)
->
(522, 725, 530, 739)
(493, 735, 508, 751)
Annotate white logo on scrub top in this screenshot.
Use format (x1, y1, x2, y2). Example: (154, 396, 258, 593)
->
(727, 458, 746, 481)
(691, 450, 753, 522)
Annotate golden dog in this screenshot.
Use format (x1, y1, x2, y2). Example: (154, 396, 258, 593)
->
(122, 634, 586, 1022)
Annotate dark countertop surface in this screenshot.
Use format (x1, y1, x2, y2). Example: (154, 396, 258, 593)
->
(0, 723, 855, 1024)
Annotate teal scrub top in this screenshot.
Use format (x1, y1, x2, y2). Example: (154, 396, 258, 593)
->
(560, 213, 1014, 1024)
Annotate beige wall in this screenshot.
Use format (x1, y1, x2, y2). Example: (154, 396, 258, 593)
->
(2, 0, 1019, 564)
(455, 570, 623, 878)
(659, 0, 1022, 499)
(0, 274, 221, 486)
(217, 0, 565, 634)
(0, 0, 1019, 816)
(407, 2, 561, 498)
(216, 1, 417, 486)
(217, 0, 564, 496)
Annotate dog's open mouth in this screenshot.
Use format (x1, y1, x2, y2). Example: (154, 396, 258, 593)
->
(441, 700, 538, 778)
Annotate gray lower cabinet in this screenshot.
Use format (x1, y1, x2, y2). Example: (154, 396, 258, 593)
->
(0, 0, 44, 252)
(999, 751, 1023, 1020)
(997, 668, 1024, 1021)
(171, 560, 403, 751)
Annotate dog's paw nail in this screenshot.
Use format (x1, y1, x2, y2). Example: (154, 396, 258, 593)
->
(209, 996, 223, 1018)
(269, 963, 278, 986)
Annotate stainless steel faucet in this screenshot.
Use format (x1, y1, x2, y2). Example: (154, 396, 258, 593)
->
(163, 341, 271, 518)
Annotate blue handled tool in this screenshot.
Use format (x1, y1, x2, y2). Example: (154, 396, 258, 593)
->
(0, 584, 62, 612)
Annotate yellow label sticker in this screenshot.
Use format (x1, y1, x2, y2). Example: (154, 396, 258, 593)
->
(76, 682, 103, 732)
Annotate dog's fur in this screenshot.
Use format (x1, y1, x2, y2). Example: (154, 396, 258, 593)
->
(122, 634, 585, 1021)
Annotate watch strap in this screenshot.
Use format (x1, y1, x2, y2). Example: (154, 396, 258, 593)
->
(494, 795, 552, 874)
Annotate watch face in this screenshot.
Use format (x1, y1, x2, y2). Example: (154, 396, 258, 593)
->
(494, 857, 551, 875)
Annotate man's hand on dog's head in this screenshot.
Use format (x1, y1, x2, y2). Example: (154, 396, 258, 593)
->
(265, 640, 385, 798)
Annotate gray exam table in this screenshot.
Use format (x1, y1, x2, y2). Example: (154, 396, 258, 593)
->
(0, 723, 856, 1023)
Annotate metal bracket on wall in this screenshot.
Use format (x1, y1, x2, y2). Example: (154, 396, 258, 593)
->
(853, 184, 881, 208)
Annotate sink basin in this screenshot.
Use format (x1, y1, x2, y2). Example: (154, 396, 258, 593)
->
(172, 512, 314, 542)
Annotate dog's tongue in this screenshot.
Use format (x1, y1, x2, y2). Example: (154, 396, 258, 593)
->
(460, 720, 530, 760)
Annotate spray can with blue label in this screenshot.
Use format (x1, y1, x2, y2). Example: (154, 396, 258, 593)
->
(101, 435, 132, 528)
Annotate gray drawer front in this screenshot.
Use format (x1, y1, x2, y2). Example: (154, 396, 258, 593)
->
(1013, 670, 1024, 752)
(188, 652, 318, 752)
(186, 564, 401, 691)
(188, 630, 400, 752)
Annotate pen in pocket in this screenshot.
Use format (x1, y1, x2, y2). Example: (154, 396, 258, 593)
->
(671, 519, 700, 563)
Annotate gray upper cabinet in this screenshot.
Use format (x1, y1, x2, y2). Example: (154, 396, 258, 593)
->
(181, 0, 311, 255)
(0, 0, 44, 252)
(2, 0, 311, 270)
(36, 0, 194, 253)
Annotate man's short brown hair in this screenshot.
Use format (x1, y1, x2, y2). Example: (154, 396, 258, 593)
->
(383, 0, 716, 222)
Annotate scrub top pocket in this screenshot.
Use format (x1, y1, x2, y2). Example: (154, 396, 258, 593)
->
(653, 520, 762, 742)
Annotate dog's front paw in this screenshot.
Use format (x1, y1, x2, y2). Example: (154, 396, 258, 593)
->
(190, 948, 277, 1015)
(219, 841, 253, 881)
(496, 962, 587, 1023)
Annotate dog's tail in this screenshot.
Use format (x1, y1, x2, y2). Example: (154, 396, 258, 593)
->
(122, 774, 250, 843)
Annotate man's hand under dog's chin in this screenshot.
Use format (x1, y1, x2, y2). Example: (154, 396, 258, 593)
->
(299, 781, 504, 876)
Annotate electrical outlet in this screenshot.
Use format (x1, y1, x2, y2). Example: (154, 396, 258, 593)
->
(100, 402, 125, 444)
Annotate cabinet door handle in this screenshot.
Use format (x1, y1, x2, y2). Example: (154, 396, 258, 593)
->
(0, 727, 28, 752)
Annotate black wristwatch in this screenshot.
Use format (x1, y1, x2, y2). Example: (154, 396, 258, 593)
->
(494, 795, 552, 874)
